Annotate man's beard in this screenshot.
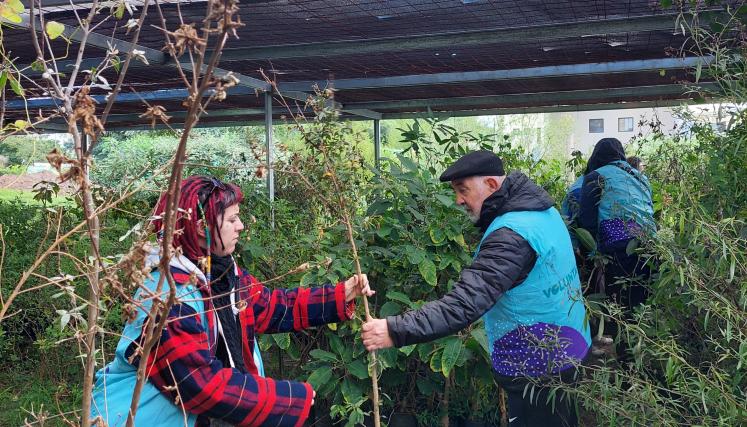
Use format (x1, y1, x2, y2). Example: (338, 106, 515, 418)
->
(466, 209, 480, 224)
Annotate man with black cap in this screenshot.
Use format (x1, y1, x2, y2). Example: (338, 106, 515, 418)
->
(362, 150, 590, 427)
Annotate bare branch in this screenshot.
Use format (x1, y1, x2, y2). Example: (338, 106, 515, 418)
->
(96, 0, 152, 141)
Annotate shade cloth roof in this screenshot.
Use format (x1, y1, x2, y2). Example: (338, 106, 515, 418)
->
(4, 0, 718, 131)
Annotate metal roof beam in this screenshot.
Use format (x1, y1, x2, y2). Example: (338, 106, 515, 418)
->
(4, 86, 254, 109)
(20, 1, 206, 10)
(281, 56, 712, 92)
(14, 11, 271, 92)
(13, 9, 384, 118)
(87, 106, 301, 123)
(217, 14, 687, 61)
(97, 105, 381, 124)
(101, 99, 700, 131)
(6, 88, 377, 120)
(73, 84, 711, 130)
(380, 99, 696, 120)
(340, 108, 381, 120)
(7, 79, 714, 116)
(342, 84, 717, 111)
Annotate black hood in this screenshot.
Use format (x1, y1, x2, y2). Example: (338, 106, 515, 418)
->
(475, 172, 555, 232)
(585, 138, 626, 173)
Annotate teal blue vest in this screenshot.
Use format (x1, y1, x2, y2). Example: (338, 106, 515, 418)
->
(477, 208, 590, 376)
(91, 271, 265, 426)
(91, 272, 203, 426)
(596, 161, 655, 233)
(561, 175, 584, 222)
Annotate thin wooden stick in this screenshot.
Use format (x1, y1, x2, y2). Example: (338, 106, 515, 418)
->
(268, 86, 383, 427)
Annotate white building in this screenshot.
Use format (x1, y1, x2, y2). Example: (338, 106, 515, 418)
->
(568, 107, 678, 154)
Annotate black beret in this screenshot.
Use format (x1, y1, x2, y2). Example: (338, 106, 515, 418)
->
(439, 150, 505, 182)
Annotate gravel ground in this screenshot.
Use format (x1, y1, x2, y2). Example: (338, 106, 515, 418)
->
(0, 172, 75, 194)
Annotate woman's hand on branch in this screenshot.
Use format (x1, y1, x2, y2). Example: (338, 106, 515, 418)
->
(344, 273, 374, 302)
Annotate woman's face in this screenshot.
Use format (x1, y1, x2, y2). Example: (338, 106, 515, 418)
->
(211, 204, 244, 257)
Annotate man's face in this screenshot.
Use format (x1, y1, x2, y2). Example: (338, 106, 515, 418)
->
(450, 176, 502, 223)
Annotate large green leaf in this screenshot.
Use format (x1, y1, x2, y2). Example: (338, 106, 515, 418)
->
(0, 0, 23, 23)
(405, 246, 425, 265)
(0, 71, 8, 92)
(7, 0, 23, 12)
(329, 334, 346, 359)
(367, 200, 392, 216)
(416, 377, 438, 396)
(429, 350, 442, 373)
(379, 301, 401, 317)
(307, 366, 333, 389)
(438, 255, 454, 269)
(272, 333, 290, 350)
(9, 75, 23, 97)
(625, 238, 639, 256)
(574, 227, 597, 252)
(310, 349, 338, 363)
(341, 378, 363, 404)
(114, 1, 125, 19)
(435, 194, 453, 207)
(399, 344, 417, 356)
(470, 327, 490, 354)
(429, 228, 446, 244)
(386, 290, 415, 308)
(375, 224, 392, 238)
(398, 155, 419, 172)
(441, 337, 463, 377)
(347, 360, 369, 379)
(378, 348, 398, 369)
(452, 233, 467, 249)
(417, 341, 434, 362)
(419, 258, 438, 286)
(45, 21, 65, 40)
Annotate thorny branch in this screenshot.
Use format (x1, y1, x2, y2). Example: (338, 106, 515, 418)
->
(265, 83, 383, 427)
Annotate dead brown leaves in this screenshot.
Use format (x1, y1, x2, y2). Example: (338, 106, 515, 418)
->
(71, 86, 104, 140)
(167, 23, 206, 57)
(139, 105, 171, 128)
(206, 0, 243, 37)
(213, 72, 239, 101)
(122, 303, 137, 324)
(46, 148, 81, 183)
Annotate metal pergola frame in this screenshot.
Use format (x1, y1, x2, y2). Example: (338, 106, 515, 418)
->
(5, 1, 721, 200)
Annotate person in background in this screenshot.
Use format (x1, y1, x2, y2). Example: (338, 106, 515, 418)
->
(626, 155, 644, 172)
(578, 139, 656, 349)
(91, 176, 373, 427)
(561, 175, 585, 240)
(362, 150, 590, 427)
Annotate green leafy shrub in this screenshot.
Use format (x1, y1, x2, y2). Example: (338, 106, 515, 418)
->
(0, 200, 139, 425)
(236, 111, 575, 425)
(570, 112, 747, 426)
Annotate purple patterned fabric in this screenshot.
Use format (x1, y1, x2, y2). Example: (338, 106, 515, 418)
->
(491, 323, 589, 377)
(599, 218, 642, 249)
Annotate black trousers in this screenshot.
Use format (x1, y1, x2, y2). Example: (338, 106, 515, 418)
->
(495, 365, 582, 427)
(600, 246, 654, 359)
(603, 248, 651, 312)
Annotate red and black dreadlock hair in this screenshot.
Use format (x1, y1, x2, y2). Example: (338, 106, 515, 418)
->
(152, 176, 244, 261)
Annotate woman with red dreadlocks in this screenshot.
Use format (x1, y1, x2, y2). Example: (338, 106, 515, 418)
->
(91, 176, 373, 427)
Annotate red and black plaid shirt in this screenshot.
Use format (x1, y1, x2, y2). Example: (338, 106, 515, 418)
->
(127, 265, 355, 426)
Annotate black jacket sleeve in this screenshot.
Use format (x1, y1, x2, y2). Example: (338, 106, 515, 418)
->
(386, 227, 537, 347)
(578, 171, 604, 239)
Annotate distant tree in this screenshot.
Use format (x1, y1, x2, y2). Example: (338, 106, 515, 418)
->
(0, 136, 60, 165)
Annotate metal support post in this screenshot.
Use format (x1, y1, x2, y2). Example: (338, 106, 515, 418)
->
(373, 119, 381, 171)
(265, 91, 275, 227)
